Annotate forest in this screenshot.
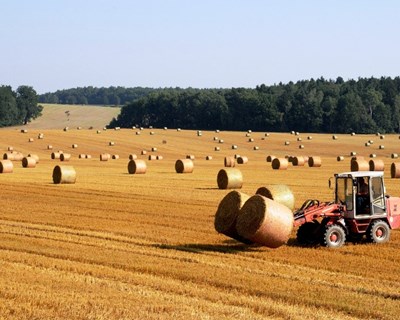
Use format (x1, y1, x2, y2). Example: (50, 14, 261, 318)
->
(0, 85, 42, 127)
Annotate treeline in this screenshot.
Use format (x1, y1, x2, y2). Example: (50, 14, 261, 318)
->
(39, 86, 156, 106)
(0, 86, 42, 127)
(110, 77, 400, 134)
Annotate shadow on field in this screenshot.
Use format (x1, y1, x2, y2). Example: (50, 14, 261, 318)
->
(195, 187, 221, 190)
(153, 242, 262, 254)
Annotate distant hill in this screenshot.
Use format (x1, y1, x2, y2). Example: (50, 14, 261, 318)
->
(13, 104, 121, 130)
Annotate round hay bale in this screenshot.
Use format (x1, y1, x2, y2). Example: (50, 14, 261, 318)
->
(332, 135, 338, 140)
(266, 155, 276, 162)
(97, 130, 101, 134)
(148, 155, 156, 160)
(370, 154, 377, 158)
(391, 163, 400, 178)
(213, 136, 219, 141)
(245, 133, 251, 137)
(215, 129, 220, 133)
(350, 151, 357, 156)
(52, 165, 76, 184)
(27, 154, 39, 163)
(297, 137, 302, 141)
(141, 150, 147, 155)
(214, 147, 220, 151)
(100, 153, 110, 161)
(13, 152, 24, 161)
(186, 155, 195, 160)
(303, 156, 309, 162)
(63, 127, 69, 132)
(28, 138, 34, 142)
(292, 156, 305, 166)
(231, 145, 238, 150)
(86, 155, 92, 159)
(151, 147, 157, 152)
(351, 132, 356, 136)
(109, 141, 115, 146)
(3, 152, 15, 160)
(248, 138, 254, 142)
(175, 159, 194, 173)
(60, 153, 71, 162)
(237, 156, 248, 164)
(127, 159, 147, 174)
(79, 154, 86, 159)
(219, 139, 224, 144)
(351, 156, 364, 162)
(51, 152, 61, 160)
(236, 195, 294, 248)
(0, 160, 13, 173)
(307, 136, 312, 140)
(369, 159, 384, 171)
(295, 132, 299, 136)
(177, 128, 181, 131)
(369, 140, 374, 144)
(392, 153, 399, 159)
(206, 155, 213, 160)
(136, 131, 141, 135)
(214, 191, 252, 244)
(379, 145, 385, 150)
(365, 142, 371, 147)
(376, 132, 380, 136)
(7, 146, 13, 151)
(272, 158, 288, 170)
(265, 133, 270, 137)
(77, 126, 82, 130)
(337, 156, 344, 161)
(156, 155, 163, 160)
(380, 135, 385, 140)
(308, 156, 322, 167)
(47, 145, 53, 150)
(351, 159, 369, 171)
(112, 154, 120, 160)
(217, 168, 243, 189)
(284, 141, 290, 145)
(255, 185, 295, 211)
(150, 131, 155, 135)
(224, 156, 235, 167)
(21, 129, 27, 133)
(22, 157, 36, 168)
(299, 144, 304, 149)
(129, 154, 137, 160)
(253, 146, 259, 150)
(72, 144, 78, 149)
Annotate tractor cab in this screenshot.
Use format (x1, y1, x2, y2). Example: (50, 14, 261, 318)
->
(334, 171, 386, 219)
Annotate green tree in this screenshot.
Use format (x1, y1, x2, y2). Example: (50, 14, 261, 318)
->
(0, 86, 19, 127)
(16, 86, 42, 124)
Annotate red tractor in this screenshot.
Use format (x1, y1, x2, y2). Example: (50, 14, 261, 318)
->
(294, 171, 400, 247)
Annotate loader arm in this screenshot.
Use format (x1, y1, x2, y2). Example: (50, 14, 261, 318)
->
(293, 200, 344, 227)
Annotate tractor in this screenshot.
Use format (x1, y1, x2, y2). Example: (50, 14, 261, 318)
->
(294, 171, 400, 248)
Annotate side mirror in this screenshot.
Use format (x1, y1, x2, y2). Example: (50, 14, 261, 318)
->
(328, 177, 334, 190)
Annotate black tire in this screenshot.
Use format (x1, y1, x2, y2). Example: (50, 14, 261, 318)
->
(296, 221, 320, 245)
(322, 224, 346, 248)
(367, 220, 390, 244)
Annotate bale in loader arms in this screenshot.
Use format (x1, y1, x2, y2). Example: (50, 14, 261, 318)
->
(294, 171, 400, 248)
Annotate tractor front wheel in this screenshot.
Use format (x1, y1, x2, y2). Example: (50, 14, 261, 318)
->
(367, 220, 390, 244)
(322, 224, 346, 248)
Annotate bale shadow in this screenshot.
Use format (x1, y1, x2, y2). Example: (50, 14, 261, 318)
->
(195, 187, 221, 190)
(153, 242, 263, 254)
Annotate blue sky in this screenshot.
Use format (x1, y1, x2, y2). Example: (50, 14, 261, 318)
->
(1, 0, 400, 93)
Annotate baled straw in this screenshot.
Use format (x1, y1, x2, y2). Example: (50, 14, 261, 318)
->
(292, 156, 305, 166)
(100, 153, 110, 161)
(369, 159, 384, 171)
(186, 155, 195, 160)
(266, 155, 276, 162)
(351, 159, 369, 171)
(237, 156, 248, 164)
(391, 153, 398, 159)
(308, 156, 322, 167)
(52, 165, 76, 184)
(27, 154, 39, 163)
(128, 159, 147, 174)
(337, 156, 344, 161)
(51, 152, 61, 160)
(148, 155, 156, 160)
(224, 156, 235, 167)
(112, 154, 120, 160)
(86, 154, 92, 159)
(129, 154, 137, 160)
(13, 152, 24, 161)
(175, 159, 194, 173)
(236, 195, 294, 248)
(214, 191, 252, 244)
(217, 168, 243, 189)
(271, 158, 288, 170)
(3, 152, 15, 160)
(79, 154, 86, 159)
(7, 146, 13, 151)
(391, 163, 400, 178)
(206, 155, 213, 160)
(60, 153, 71, 161)
(156, 155, 163, 160)
(22, 157, 36, 168)
(0, 160, 13, 173)
(255, 185, 295, 211)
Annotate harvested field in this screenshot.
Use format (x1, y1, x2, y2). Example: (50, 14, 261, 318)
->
(0, 128, 400, 319)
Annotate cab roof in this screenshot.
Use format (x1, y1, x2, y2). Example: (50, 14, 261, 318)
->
(335, 171, 384, 178)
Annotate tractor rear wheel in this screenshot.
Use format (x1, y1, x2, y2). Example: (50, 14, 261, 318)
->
(322, 224, 346, 248)
(367, 220, 390, 244)
(296, 222, 320, 246)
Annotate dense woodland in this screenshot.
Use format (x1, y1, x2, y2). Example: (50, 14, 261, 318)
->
(110, 77, 400, 133)
(0, 86, 42, 127)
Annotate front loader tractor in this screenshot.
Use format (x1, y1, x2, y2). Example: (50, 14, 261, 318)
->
(294, 171, 400, 248)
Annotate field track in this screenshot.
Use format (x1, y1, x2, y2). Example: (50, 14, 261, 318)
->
(1, 124, 400, 319)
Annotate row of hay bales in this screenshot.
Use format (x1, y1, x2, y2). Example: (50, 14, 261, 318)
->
(214, 186, 295, 248)
(270, 156, 322, 169)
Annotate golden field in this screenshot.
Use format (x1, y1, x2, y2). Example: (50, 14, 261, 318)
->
(0, 124, 400, 319)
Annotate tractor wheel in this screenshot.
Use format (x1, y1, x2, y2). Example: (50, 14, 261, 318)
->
(296, 222, 320, 246)
(367, 220, 390, 244)
(322, 224, 346, 248)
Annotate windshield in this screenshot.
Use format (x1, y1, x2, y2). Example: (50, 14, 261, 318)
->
(336, 177, 353, 210)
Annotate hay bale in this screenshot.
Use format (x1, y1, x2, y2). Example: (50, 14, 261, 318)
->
(60, 153, 71, 162)
(13, 152, 24, 161)
(28, 138, 34, 142)
(248, 138, 254, 142)
(237, 156, 248, 164)
(265, 133, 270, 137)
(151, 147, 157, 152)
(156, 155, 163, 160)
(253, 146, 259, 150)
(7, 146, 13, 151)
(255, 185, 295, 211)
(369, 140, 374, 144)
(51, 152, 61, 160)
(175, 159, 194, 173)
(79, 154, 86, 159)
(21, 129, 27, 133)
(63, 127, 69, 132)
(213, 136, 219, 141)
(72, 144, 78, 149)
(224, 156, 235, 167)
(351, 132, 356, 136)
(38, 133, 44, 139)
(150, 131, 155, 135)
(392, 153, 399, 159)
(298, 144, 304, 149)
(308, 156, 322, 167)
(52, 165, 76, 184)
(351, 156, 364, 162)
(47, 145, 53, 150)
(22, 157, 36, 168)
(365, 142, 371, 147)
(109, 141, 115, 146)
(379, 145, 385, 150)
(234, 154, 241, 159)
(370, 154, 377, 158)
(141, 150, 147, 155)
(369, 159, 384, 171)
(332, 135, 338, 140)
(351, 159, 369, 171)
(266, 155, 276, 162)
(219, 139, 224, 144)
(337, 156, 344, 161)
(100, 153, 110, 161)
(86, 155, 92, 159)
(136, 131, 141, 135)
(97, 130, 101, 134)
(127, 159, 147, 174)
(284, 141, 290, 145)
(245, 133, 251, 137)
(297, 137, 302, 141)
(307, 136, 312, 140)
(148, 155, 156, 160)
(272, 158, 288, 170)
(112, 154, 120, 160)
(206, 155, 213, 160)
(186, 155, 195, 160)
(217, 168, 243, 189)
(214, 191, 252, 244)
(27, 154, 39, 163)
(380, 135, 385, 139)
(292, 156, 305, 166)
(77, 126, 82, 130)
(129, 154, 137, 160)
(215, 129, 220, 133)
(3, 152, 14, 160)
(231, 145, 238, 150)
(391, 163, 400, 178)
(0, 160, 13, 173)
(236, 195, 294, 248)
(214, 147, 220, 151)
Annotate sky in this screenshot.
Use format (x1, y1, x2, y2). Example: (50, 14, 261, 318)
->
(1, 0, 400, 94)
